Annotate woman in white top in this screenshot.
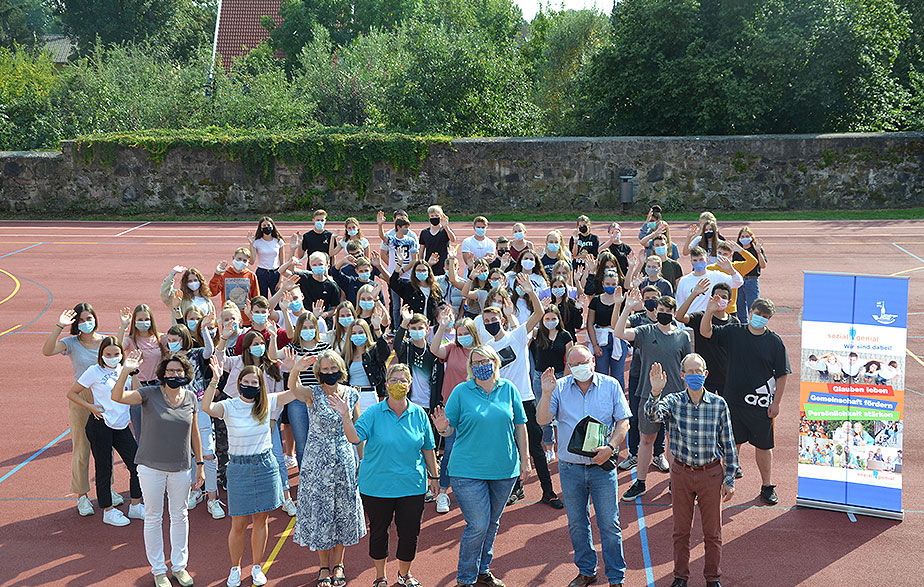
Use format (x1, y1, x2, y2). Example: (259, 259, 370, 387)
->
(249, 216, 287, 298)
(66, 336, 145, 526)
(330, 216, 371, 260)
(203, 359, 308, 587)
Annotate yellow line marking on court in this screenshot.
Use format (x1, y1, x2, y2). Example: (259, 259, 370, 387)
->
(890, 265, 924, 276)
(0, 324, 22, 337)
(262, 516, 297, 573)
(0, 269, 21, 306)
(908, 349, 924, 369)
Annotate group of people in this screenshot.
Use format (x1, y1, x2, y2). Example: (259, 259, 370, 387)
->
(44, 205, 790, 587)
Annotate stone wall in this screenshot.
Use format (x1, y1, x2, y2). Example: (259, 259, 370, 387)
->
(2, 133, 923, 214)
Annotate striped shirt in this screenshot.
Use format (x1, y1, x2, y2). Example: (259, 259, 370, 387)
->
(645, 390, 738, 486)
(285, 338, 331, 388)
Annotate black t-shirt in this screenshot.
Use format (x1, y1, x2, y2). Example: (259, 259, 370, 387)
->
(607, 242, 632, 275)
(530, 330, 574, 373)
(588, 296, 617, 328)
(540, 254, 559, 276)
(711, 324, 791, 408)
(419, 227, 450, 276)
(296, 272, 341, 313)
(660, 258, 683, 290)
(300, 230, 333, 264)
(686, 311, 739, 388)
(569, 233, 599, 269)
(734, 246, 761, 277)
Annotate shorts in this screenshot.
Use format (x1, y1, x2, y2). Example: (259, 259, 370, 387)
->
(729, 404, 774, 450)
(638, 393, 664, 435)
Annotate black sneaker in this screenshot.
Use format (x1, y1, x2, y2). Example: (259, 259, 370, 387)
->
(621, 480, 646, 501)
(540, 494, 564, 509)
(670, 579, 688, 587)
(759, 484, 778, 505)
(734, 466, 743, 479)
(506, 487, 525, 506)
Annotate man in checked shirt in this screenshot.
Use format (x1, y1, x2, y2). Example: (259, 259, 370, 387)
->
(646, 353, 738, 587)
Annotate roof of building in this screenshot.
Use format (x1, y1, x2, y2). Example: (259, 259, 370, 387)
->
(215, 0, 283, 69)
(41, 34, 75, 64)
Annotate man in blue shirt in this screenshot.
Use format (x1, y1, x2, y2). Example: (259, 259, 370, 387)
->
(537, 345, 631, 587)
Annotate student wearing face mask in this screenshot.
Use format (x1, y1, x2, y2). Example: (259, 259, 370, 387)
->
(330, 217, 371, 261)
(617, 286, 668, 472)
(289, 351, 367, 587)
(488, 236, 514, 272)
(45, 303, 124, 516)
(683, 219, 722, 262)
(295, 209, 335, 266)
(430, 307, 481, 514)
(389, 260, 446, 327)
(344, 318, 391, 413)
(507, 250, 549, 325)
(569, 215, 599, 271)
(327, 363, 438, 587)
(474, 287, 518, 342)
(419, 205, 456, 278)
(394, 308, 444, 414)
(705, 240, 757, 318)
(213, 303, 243, 489)
(733, 227, 767, 324)
(161, 266, 215, 325)
(547, 276, 583, 339)
(461, 216, 497, 272)
(632, 255, 674, 297)
(331, 301, 360, 354)
(601, 222, 632, 275)
(450, 257, 492, 318)
(675, 281, 739, 400)
(675, 247, 743, 314)
(210, 248, 260, 326)
(583, 250, 627, 298)
(248, 216, 287, 298)
(638, 205, 663, 245)
(332, 250, 386, 306)
(67, 337, 145, 526)
(701, 297, 790, 506)
(587, 270, 628, 391)
(529, 305, 574, 469)
(295, 252, 342, 326)
(509, 223, 533, 262)
(378, 210, 420, 328)
(356, 283, 390, 335)
(233, 296, 291, 355)
(118, 304, 167, 440)
(204, 360, 309, 587)
(614, 290, 692, 501)
(541, 230, 570, 276)
(645, 234, 683, 291)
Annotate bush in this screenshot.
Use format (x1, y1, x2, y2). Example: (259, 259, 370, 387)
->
(0, 44, 61, 150)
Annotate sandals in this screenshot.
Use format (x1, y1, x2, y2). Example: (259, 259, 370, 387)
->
(332, 564, 347, 587)
(373, 579, 388, 587)
(318, 566, 332, 587)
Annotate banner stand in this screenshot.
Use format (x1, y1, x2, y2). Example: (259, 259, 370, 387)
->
(795, 497, 904, 521)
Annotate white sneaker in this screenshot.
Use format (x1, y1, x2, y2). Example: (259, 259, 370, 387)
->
(285, 454, 298, 469)
(251, 564, 267, 586)
(652, 454, 670, 472)
(435, 492, 450, 514)
(208, 499, 226, 519)
(110, 487, 124, 506)
(187, 489, 204, 510)
(127, 503, 146, 519)
(77, 495, 94, 516)
(545, 449, 556, 463)
(281, 498, 297, 516)
(102, 508, 130, 526)
(226, 566, 241, 587)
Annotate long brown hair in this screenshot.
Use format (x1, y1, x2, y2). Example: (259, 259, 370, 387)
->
(128, 303, 165, 352)
(239, 365, 269, 423)
(534, 304, 563, 351)
(240, 331, 281, 381)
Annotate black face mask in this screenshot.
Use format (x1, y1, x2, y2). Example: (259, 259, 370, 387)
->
(497, 249, 509, 256)
(261, 226, 273, 235)
(429, 217, 441, 226)
(704, 230, 715, 239)
(644, 299, 658, 312)
(239, 384, 260, 400)
(579, 225, 589, 234)
(485, 321, 502, 336)
(163, 376, 191, 389)
(319, 371, 341, 385)
(656, 312, 674, 325)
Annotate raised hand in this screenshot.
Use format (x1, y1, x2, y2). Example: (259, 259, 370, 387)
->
(284, 273, 301, 291)
(400, 304, 413, 325)
(515, 273, 534, 292)
(626, 287, 644, 311)
(649, 362, 668, 394)
(119, 306, 132, 328)
(295, 353, 318, 372)
(57, 309, 77, 327)
(312, 299, 325, 317)
(687, 223, 699, 237)
(280, 291, 292, 311)
(692, 277, 711, 297)
(585, 254, 597, 273)
(216, 260, 229, 274)
(716, 255, 734, 273)
(221, 319, 237, 340)
(540, 367, 557, 394)
(726, 240, 743, 253)
(705, 294, 722, 314)
(430, 406, 450, 433)
(428, 252, 440, 265)
(371, 305, 385, 329)
(282, 346, 298, 373)
(172, 265, 187, 275)
(612, 285, 625, 304)
(327, 392, 351, 417)
(438, 306, 454, 329)
(376, 210, 385, 225)
(290, 232, 301, 249)
(208, 355, 223, 379)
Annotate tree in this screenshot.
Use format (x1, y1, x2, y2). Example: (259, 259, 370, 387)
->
(1, 0, 52, 48)
(54, 0, 180, 51)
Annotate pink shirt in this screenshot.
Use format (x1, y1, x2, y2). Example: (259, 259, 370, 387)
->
(440, 343, 471, 403)
(124, 334, 164, 382)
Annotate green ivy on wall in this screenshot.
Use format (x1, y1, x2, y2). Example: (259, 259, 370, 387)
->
(73, 127, 453, 195)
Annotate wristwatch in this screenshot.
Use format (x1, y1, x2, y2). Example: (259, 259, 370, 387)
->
(605, 442, 616, 453)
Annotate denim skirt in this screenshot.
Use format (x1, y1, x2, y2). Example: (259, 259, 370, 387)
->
(227, 449, 283, 516)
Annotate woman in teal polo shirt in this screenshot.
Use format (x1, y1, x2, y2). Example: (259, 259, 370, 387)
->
(329, 363, 439, 587)
(431, 345, 531, 587)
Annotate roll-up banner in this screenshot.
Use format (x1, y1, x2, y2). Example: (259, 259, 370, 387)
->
(797, 272, 908, 520)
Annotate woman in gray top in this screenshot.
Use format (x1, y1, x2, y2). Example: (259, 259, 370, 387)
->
(112, 350, 204, 587)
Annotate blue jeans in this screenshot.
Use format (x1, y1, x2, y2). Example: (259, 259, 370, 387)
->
(439, 431, 456, 490)
(286, 399, 309, 469)
(736, 277, 760, 323)
(558, 461, 626, 584)
(595, 334, 627, 393)
(270, 419, 289, 490)
(256, 267, 280, 299)
(450, 476, 517, 584)
(531, 369, 559, 445)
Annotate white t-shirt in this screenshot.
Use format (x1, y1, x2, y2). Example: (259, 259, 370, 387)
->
(218, 394, 278, 455)
(77, 365, 131, 430)
(461, 236, 496, 263)
(223, 355, 284, 407)
(190, 296, 212, 315)
(380, 229, 419, 277)
(486, 324, 534, 401)
(253, 238, 283, 270)
(339, 237, 370, 251)
(675, 269, 743, 313)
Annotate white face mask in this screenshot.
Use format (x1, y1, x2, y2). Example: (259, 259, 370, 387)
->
(521, 258, 536, 271)
(102, 355, 122, 368)
(186, 280, 200, 291)
(571, 363, 594, 382)
(232, 259, 247, 272)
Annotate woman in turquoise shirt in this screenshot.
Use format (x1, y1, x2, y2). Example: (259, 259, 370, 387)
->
(430, 345, 530, 587)
(330, 363, 440, 587)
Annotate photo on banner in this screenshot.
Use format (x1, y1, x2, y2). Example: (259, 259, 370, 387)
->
(797, 272, 908, 520)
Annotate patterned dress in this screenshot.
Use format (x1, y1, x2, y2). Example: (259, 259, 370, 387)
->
(292, 385, 366, 550)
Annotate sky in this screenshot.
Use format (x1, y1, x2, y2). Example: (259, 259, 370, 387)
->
(516, 0, 613, 22)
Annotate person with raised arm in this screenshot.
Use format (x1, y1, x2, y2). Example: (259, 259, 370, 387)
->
(210, 247, 260, 326)
(247, 216, 286, 298)
(161, 265, 215, 325)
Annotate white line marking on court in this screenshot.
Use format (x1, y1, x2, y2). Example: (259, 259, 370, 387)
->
(114, 222, 151, 236)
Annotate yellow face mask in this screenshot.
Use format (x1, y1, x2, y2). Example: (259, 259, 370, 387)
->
(387, 381, 409, 400)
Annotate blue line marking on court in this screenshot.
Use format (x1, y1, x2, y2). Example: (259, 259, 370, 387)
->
(630, 468, 655, 587)
(891, 243, 924, 264)
(0, 429, 70, 484)
(0, 242, 43, 258)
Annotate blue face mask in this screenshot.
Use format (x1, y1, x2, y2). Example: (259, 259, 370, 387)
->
(603, 285, 617, 294)
(311, 265, 326, 276)
(135, 320, 151, 331)
(357, 271, 371, 281)
(685, 373, 706, 391)
(350, 333, 367, 346)
(289, 299, 304, 312)
(551, 286, 566, 298)
(654, 245, 667, 256)
(339, 316, 354, 328)
(490, 279, 503, 289)
(515, 285, 526, 296)
(359, 299, 375, 311)
(415, 270, 429, 282)
(478, 272, 489, 282)
(252, 312, 268, 325)
(457, 334, 474, 348)
(647, 222, 657, 230)
(750, 314, 769, 329)
(472, 362, 495, 381)
(547, 242, 560, 253)
(513, 231, 525, 240)
(409, 329, 427, 341)
(186, 319, 199, 331)
(77, 320, 95, 334)
(300, 328, 316, 342)
(474, 227, 487, 237)
(167, 340, 183, 353)
(249, 344, 266, 358)
(314, 220, 325, 231)
(692, 261, 707, 273)
(739, 237, 753, 247)
(347, 228, 358, 236)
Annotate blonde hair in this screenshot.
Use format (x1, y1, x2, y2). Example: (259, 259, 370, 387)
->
(546, 230, 571, 261)
(313, 349, 347, 384)
(427, 205, 443, 216)
(234, 247, 251, 259)
(313, 209, 328, 219)
(467, 344, 501, 379)
(387, 363, 411, 381)
(455, 317, 481, 347)
(308, 251, 329, 266)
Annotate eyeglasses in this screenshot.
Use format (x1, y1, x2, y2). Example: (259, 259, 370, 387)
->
(164, 369, 186, 375)
(471, 359, 493, 367)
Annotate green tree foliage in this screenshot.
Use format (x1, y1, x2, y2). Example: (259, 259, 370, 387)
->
(1, 0, 53, 48)
(572, 0, 913, 135)
(54, 0, 181, 50)
(0, 44, 60, 149)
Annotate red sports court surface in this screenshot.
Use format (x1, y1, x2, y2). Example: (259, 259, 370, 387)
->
(0, 219, 922, 586)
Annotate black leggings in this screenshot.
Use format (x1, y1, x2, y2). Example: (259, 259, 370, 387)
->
(513, 399, 554, 497)
(361, 493, 425, 561)
(85, 416, 141, 508)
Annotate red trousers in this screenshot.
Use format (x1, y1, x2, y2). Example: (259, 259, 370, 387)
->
(670, 459, 724, 582)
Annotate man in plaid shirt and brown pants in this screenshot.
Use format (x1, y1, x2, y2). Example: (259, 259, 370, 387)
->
(646, 353, 738, 587)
